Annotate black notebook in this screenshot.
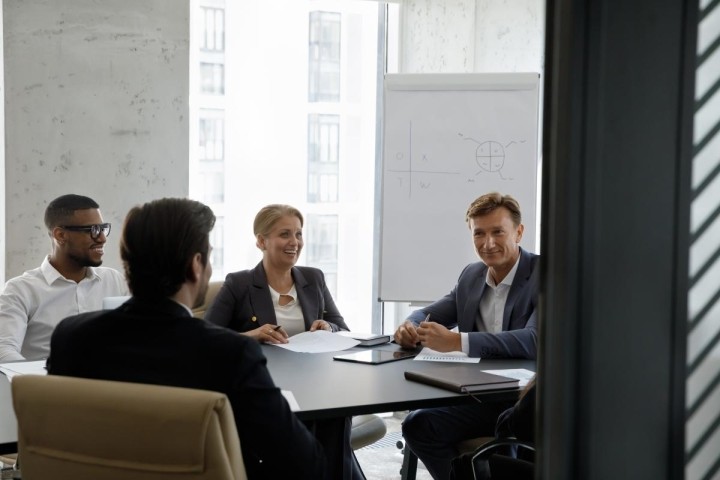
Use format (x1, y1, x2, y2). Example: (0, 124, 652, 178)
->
(404, 366, 520, 393)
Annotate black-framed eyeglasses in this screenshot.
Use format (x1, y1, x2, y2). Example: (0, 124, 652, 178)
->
(60, 223, 111, 240)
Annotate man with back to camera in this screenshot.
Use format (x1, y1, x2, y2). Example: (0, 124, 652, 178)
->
(48, 197, 327, 479)
(0, 194, 128, 362)
(393, 192, 539, 480)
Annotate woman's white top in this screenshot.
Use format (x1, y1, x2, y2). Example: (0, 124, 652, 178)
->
(268, 284, 305, 336)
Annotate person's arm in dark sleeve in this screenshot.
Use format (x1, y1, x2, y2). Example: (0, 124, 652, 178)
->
(495, 379, 536, 442)
(467, 310, 537, 359)
(317, 271, 348, 332)
(230, 339, 327, 479)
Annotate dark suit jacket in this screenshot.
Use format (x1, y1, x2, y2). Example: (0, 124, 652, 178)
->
(408, 248, 539, 359)
(48, 297, 326, 480)
(205, 262, 349, 333)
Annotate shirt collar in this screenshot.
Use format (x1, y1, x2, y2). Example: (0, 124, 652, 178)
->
(485, 253, 521, 288)
(171, 298, 194, 317)
(40, 255, 98, 284)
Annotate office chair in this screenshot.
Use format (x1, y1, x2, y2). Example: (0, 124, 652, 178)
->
(398, 436, 503, 480)
(468, 438, 535, 480)
(192, 280, 224, 319)
(12, 375, 247, 480)
(350, 414, 387, 450)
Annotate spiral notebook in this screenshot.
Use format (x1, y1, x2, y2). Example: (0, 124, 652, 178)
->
(404, 365, 520, 393)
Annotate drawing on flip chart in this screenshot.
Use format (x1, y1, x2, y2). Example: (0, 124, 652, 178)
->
(458, 133, 527, 181)
(385, 122, 527, 198)
(386, 121, 460, 198)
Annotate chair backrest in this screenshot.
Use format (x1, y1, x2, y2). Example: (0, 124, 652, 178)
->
(192, 281, 223, 319)
(12, 375, 247, 480)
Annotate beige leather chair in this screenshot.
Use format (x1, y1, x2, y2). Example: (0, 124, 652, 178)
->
(12, 375, 247, 480)
(192, 280, 223, 319)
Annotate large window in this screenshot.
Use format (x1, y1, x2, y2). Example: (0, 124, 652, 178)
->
(190, 0, 388, 331)
(307, 114, 339, 203)
(210, 217, 225, 274)
(308, 11, 341, 102)
(306, 214, 338, 297)
(198, 110, 225, 204)
(200, 62, 225, 95)
(200, 7, 225, 52)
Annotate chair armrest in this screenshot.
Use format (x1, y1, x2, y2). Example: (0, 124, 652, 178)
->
(470, 438, 535, 479)
(471, 438, 535, 458)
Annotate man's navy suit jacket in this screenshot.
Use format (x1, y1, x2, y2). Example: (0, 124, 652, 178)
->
(408, 248, 539, 359)
(48, 297, 326, 480)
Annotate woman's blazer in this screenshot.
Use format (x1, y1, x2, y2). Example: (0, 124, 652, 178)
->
(204, 261, 349, 333)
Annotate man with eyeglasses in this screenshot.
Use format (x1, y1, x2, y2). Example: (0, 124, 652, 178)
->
(0, 194, 128, 362)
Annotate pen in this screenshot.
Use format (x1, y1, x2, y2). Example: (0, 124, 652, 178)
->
(422, 314, 430, 323)
(273, 325, 283, 331)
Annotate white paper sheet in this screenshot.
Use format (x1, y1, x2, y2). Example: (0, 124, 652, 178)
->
(0, 360, 48, 381)
(413, 347, 481, 363)
(482, 368, 535, 386)
(272, 330, 360, 353)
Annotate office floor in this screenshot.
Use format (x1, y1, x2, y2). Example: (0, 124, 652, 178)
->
(355, 412, 433, 480)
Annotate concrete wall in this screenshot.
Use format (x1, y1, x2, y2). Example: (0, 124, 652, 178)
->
(399, 0, 545, 73)
(2, 0, 189, 280)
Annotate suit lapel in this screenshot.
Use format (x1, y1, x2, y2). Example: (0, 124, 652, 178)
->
(460, 265, 488, 332)
(503, 249, 530, 330)
(250, 263, 276, 326)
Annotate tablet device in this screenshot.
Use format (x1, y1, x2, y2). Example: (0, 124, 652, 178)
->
(333, 349, 417, 365)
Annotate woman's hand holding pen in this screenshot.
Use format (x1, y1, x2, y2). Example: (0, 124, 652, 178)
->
(246, 324, 289, 344)
(394, 320, 421, 348)
(309, 320, 332, 332)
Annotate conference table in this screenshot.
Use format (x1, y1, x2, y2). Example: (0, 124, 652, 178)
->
(0, 343, 534, 455)
(261, 343, 533, 420)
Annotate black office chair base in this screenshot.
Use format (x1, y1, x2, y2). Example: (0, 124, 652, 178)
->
(397, 440, 418, 480)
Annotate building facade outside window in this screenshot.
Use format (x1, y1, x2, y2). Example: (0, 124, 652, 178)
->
(306, 214, 338, 297)
(198, 110, 225, 204)
(192, 0, 227, 279)
(200, 6, 225, 52)
(190, 0, 386, 332)
(307, 113, 339, 203)
(200, 62, 225, 95)
(308, 11, 341, 103)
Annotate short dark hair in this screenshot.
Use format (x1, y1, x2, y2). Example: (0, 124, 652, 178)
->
(44, 194, 100, 229)
(120, 198, 216, 299)
(465, 192, 522, 226)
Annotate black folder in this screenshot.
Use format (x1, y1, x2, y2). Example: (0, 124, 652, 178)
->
(404, 365, 520, 393)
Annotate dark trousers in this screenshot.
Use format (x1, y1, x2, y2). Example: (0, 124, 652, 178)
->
(402, 402, 511, 480)
(305, 417, 365, 480)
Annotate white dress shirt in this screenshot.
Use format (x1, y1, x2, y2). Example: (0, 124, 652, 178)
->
(460, 255, 521, 354)
(0, 256, 128, 361)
